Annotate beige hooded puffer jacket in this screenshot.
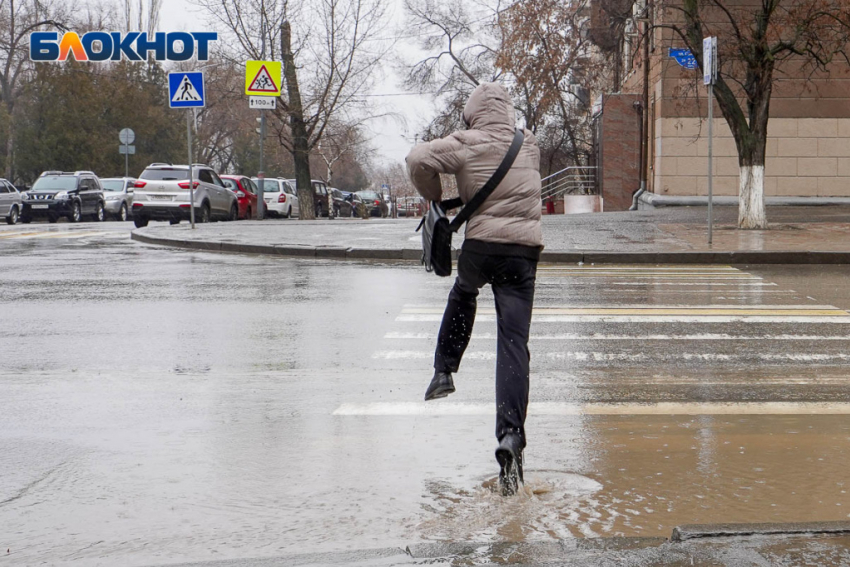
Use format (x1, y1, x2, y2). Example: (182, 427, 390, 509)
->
(405, 83, 542, 249)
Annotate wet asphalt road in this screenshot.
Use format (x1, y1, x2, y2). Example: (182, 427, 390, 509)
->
(2, 221, 850, 566)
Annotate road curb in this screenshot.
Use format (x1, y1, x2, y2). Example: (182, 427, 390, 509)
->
(131, 229, 850, 264)
(671, 521, 850, 542)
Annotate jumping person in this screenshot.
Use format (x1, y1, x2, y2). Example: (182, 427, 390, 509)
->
(405, 83, 543, 496)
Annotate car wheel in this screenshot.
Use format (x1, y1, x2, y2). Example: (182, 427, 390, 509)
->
(315, 204, 322, 218)
(169, 219, 180, 225)
(133, 217, 149, 228)
(69, 202, 81, 223)
(117, 203, 128, 222)
(228, 204, 238, 221)
(283, 206, 290, 219)
(198, 203, 210, 223)
(92, 202, 104, 222)
(6, 205, 18, 225)
(246, 207, 252, 220)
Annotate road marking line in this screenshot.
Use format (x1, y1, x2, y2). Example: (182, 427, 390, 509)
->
(0, 231, 41, 239)
(333, 401, 850, 416)
(32, 231, 110, 239)
(609, 282, 778, 286)
(397, 314, 850, 323)
(371, 350, 850, 362)
(384, 332, 850, 341)
(402, 304, 836, 311)
(401, 307, 848, 316)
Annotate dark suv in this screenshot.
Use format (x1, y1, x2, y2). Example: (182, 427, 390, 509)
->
(21, 171, 105, 223)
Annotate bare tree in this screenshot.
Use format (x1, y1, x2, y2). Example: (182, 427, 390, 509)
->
(403, 0, 503, 138)
(195, 0, 389, 219)
(0, 0, 69, 179)
(496, 0, 598, 172)
(654, 0, 850, 228)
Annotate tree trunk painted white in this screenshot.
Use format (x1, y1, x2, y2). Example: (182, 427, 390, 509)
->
(738, 165, 767, 229)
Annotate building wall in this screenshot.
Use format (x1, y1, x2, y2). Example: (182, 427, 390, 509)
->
(599, 93, 642, 210)
(613, 2, 850, 199)
(653, 117, 850, 197)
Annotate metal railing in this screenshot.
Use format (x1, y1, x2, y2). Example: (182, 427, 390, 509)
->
(541, 166, 597, 200)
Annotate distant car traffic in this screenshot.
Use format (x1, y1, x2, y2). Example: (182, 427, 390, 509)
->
(132, 163, 237, 227)
(221, 175, 259, 220)
(355, 190, 389, 218)
(0, 178, 21, 224)
(100, 177, 136, 221)
(21, 171, 105, 224)
(251, 177, 299, 218)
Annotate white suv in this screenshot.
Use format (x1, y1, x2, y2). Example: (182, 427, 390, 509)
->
(132, 163, 237, 228)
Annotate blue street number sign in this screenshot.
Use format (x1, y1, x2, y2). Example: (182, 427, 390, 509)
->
(669, 48, 698, 70)
(168, 72, 205, 108)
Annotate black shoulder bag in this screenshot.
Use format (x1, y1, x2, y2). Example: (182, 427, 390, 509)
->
(416, 128, 524, 277)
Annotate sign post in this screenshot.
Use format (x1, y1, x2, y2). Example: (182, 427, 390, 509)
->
(119, 128, 135, 178)
(703, 37, 717, 245)
(169, 72, 206, 228)
(245, 61, 283, 220)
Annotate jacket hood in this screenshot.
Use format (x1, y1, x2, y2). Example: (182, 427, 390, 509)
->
(462, 83, 516, 130)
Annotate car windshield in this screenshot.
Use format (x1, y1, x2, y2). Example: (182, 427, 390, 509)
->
(32, 176, 77, 191)
(358, 191, 379, 200)
(101, 180, 124, 191)
(222, 179, 237, 190)
(141, 168, 190, 181)
(252, 179, 279, 192)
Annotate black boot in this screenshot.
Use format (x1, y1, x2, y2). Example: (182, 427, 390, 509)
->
(496, 434, 524, 496)
(424, 371, 455, 401)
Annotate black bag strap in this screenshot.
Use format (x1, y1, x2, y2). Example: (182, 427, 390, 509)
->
(447, 128, 524, 232)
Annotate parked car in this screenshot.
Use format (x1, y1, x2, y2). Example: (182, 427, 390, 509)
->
(355, 190, 389, 218)
(221, 175, 259, 220)
(132, 163, 237, 227)
(330, 188, 355, 218)
(100, 177, 136, 221)
(21, 171, 105, 224)
(283, 179, 332, 217)
(0, 178, 22, 224)
(251, 177, 299, 218)
(396, 196, 423, 217)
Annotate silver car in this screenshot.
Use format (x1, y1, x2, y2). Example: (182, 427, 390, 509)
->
(0, 178, 21, 224)
(100, 177, 135, 221)
(131, 163, 238, 228)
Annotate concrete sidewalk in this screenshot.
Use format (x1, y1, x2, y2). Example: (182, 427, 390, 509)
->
(131, 205, 850, 264)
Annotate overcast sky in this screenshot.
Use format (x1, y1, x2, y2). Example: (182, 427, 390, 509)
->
(159, 0, 433, 166)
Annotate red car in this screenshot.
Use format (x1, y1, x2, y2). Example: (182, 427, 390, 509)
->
(221, 175, 259, 220)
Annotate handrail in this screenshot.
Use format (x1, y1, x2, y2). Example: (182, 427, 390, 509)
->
(540, 165, 597, 183)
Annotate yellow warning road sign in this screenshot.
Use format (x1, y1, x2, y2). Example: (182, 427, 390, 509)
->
(245, 60, 282, 96)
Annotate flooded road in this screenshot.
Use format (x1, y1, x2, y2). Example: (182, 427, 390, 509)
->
(2, 223, 850, 565)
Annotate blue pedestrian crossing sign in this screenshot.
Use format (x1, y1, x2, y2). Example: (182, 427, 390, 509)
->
(168, 72, 205, 108)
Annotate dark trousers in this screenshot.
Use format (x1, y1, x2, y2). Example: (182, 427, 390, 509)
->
(434, 249, 538, 448)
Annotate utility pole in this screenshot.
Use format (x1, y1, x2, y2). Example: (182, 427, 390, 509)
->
(257, 112, 266, 219)
(703, 37, 717, 245)
(187, 111, 195, 228)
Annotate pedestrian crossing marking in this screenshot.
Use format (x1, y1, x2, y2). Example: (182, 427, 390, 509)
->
(400, 307, 849, 317)
(398, 315, 850, 323)
(371, 350, 850, 362)
(384, 332, 850, 341)
(334, 401, 850, 416)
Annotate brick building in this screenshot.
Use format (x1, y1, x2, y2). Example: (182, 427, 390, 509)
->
(591, 0, 850, 204)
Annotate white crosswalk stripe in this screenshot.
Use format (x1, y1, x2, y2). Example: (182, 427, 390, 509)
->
(368, 264, 850, 381)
